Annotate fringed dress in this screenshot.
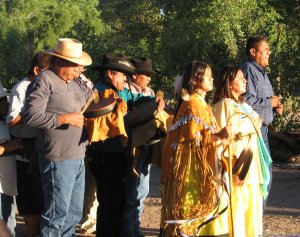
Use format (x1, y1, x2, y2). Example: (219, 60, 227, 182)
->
(213, 98, 272, 237)
(161, 94, 229, 237)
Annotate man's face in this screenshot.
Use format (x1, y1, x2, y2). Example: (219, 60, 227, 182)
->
(251, 40, 271, 67)
(132, 74, 151, 90)
(108, 70, 127, 91)
(57, 59, 84, 81)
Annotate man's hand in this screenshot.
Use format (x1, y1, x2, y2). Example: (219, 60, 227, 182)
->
(0, 146, 5, 156)
(270, 96, 280, 108)
(214, 126, 232, 145)
(58, 113, 84, 128)
(0, 138, 23, 156)
(155, 96, 165, 112)
(234, 174, 244, 186)
(275, 102, 284, 115)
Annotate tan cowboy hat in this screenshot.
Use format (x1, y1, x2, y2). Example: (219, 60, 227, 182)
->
(0, 82, 13, 99)
(43, 38, 92, 66)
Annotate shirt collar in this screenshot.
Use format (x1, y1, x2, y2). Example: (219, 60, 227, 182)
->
(129, 81, 144, 93)
(248, 59, 266, 74)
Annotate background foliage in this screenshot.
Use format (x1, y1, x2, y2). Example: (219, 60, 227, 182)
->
(0, 0, 299, 132)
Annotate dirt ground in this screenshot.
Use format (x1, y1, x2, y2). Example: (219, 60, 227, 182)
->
(15, 163, 300, 237)
(140, 164, 300, 237)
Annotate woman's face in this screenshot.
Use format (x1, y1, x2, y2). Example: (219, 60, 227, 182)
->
(230, 69, 247, 98)
(196, 67, 214, 92)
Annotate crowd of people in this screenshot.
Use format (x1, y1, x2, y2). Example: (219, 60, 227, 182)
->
(0, 35, 283, 237)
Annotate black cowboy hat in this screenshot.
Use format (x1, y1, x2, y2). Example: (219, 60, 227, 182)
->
(91, 53, 136, 75)
(131, 57, 161, 76)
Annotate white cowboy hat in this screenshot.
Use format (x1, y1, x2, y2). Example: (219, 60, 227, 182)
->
(0, 82, 13, 99)
(44, 38, 92, 66)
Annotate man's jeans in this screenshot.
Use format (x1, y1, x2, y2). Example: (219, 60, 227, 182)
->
(261, 126, 272, 208)
(123, 148, 151, 237)
(0, 193, 16, 236)
(38, 158, 85, 237)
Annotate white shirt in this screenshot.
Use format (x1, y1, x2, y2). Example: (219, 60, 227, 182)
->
(7, 77, 36, 138)
(0, 120, 17, 196)
(7, 77, 31, 122)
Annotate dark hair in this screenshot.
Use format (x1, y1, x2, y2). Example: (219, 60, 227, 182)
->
(181, 61, 209, 94)
(245, 35, 268, 58)
(174, 61, 209, 118)
(99, 69, 119, 82)
(213, 65, 244, 104)
(27, 53, 51, 76)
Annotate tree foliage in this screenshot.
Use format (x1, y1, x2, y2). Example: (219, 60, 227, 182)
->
(0, 0, 104, 85)
(0, 0, 298, 132)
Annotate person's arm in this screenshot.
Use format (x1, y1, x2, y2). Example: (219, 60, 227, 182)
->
(243, 67, 279, 109)
(24, 78, 59, 129)
(0, 138, 23, 156)
(7, 83, 25, 126)
(8, 114, 22, 127)
(0, 219, 12, 237)
(24, 77, 84, 129)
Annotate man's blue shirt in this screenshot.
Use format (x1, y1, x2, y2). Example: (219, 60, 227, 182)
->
(242, 60, 274, 125)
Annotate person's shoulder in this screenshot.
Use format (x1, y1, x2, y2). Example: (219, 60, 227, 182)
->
(34, 70, 56, 84)
(241, 101, 254, 111)
(241, 60, 255, 71)
(145, 86, 155, 96)
(12, 77, 31, 92)
(188, 94, 200, 105)
(123, 82, 130, 89)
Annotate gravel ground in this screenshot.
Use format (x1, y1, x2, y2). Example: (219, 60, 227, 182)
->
(15, 164, 300, 236)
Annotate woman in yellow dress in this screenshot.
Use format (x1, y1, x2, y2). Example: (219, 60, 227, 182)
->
(213, 65, 272, 236)
(161, 61, 230, 237)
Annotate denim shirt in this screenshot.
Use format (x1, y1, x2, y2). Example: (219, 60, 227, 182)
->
(242, 60, 274, 125)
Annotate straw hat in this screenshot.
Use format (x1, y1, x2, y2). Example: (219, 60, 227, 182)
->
(44, 38, 92, 66)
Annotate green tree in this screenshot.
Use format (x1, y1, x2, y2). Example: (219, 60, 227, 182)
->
(0, 0, 104, 86)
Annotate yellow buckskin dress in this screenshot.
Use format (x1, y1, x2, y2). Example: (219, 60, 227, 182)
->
(213, 98, 271, 237)
(161, 93, 229, 237)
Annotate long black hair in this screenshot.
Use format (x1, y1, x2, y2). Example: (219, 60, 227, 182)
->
(174, 61, 209, 120)
(213, 65, 244, 104)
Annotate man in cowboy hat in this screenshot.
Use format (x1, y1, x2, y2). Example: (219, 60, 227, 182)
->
(88, 53, 164, 237)
(24, 38, 93, 237)
(122, 56, 162, 237)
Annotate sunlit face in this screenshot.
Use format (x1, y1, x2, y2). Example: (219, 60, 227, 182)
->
(195, 67, 214, 92)
(230, 70, 247, 98)
(57, 59, 84, 81)
(133, 74, 151, 90)
(251, 40, 271, 67)
(108, 70, 127, 91)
